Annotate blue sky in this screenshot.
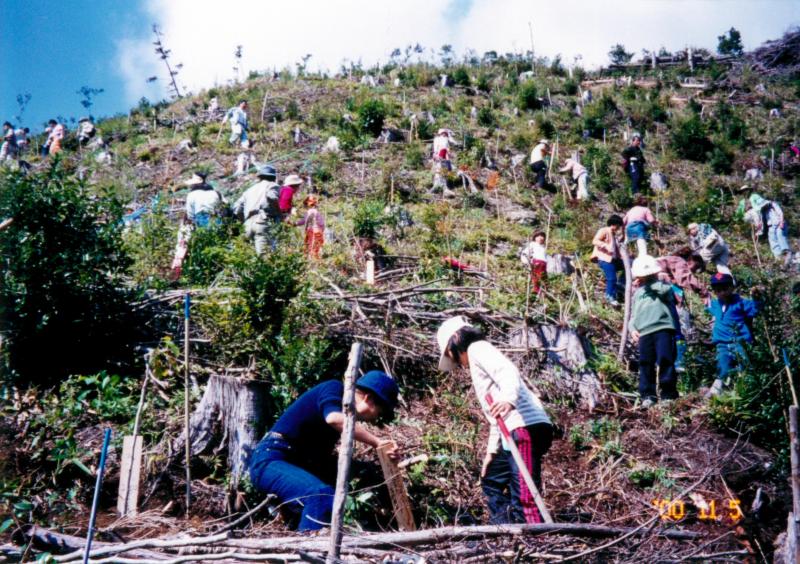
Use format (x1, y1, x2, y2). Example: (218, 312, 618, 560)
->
(0, 0, 150, 130)
(2, 0, 798, 133)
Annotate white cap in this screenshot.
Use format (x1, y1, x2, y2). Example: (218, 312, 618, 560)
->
(436, 316, 470, 372)
(631, 255, 662, 278)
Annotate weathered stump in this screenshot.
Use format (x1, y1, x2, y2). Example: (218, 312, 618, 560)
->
(509, 325, 602, 410)
(173, 375, 271, 489)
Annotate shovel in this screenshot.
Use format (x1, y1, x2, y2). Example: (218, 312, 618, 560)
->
(485, 393, 553, 523)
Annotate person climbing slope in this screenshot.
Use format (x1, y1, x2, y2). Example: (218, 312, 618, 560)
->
(529, 139, 551, 190)
(687, 222, 732, 275)
(295, 195, 326, 260)
(520, 231, 549, 295)
(623, 195, 657, 257)
(621, 133, 646, 194)
(591, 215, 626, 307)
(232, 165, 282, 254)
(184, 172, 226, 228)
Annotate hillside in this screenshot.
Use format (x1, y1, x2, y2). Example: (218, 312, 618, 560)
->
(1, 37, 800, 562)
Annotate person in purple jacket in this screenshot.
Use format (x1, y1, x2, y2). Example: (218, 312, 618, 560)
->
(705, 273, 762, 398)
(248, 372, 399, 531)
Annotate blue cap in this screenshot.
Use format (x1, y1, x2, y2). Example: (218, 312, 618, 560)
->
(710, 273, 734, 287)
(356, 371, 399, 419)
(257, 165, 277, 179)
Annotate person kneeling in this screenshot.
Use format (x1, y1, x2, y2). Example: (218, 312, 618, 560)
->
(249, 371, 399, 531)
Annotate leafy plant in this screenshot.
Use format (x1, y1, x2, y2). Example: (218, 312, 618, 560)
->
(670, 114, 712, 162)
(357, 99, 387, 137)
(0, 166, 135, 386)
(353, 199, 385, 239)
(517, 82, 541, 112)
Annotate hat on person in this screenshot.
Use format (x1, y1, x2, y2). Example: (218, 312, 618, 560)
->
(356, 371, 399, 419)
(79, 116, 90, 123)
(749, 194, 769, 211)
(184, 172, 207, 186)
(710, 273, 734, 287)
(538, 139, 550, 145)
(436, 315, 470, 372)
(437, 128, 453, 136)
(256, 165, 277, 179)
(284, 174, 303, 187)
(687, 222, 699, 232)
(631, 255, 662, 278)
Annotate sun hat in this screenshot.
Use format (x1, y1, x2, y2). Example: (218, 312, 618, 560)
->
(184, 172, 207, 186)
(687, 222, 699, 231)
(538, 139, 550, 145)
(631, 255, 662, 278)
(284, 174, 304, 187)
(436, 316, 470, 372)
(356, 371, 399, 419)
(749, 194, 769, 211)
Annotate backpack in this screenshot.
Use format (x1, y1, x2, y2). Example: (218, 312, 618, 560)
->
(263, 183, 282, 216)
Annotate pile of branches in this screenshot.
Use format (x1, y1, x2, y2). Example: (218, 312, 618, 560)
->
(12, 521, 711, 563)
(748, 28, 800, 76)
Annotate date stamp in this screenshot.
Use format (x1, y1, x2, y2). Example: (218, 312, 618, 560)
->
(651, 498, 743, 524)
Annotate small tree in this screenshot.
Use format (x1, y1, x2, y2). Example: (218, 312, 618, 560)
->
(439, 44, 453, 67)
(0, 167, 135, 385)
(152, 24, 183, 98)
(608, 44, 634, 65)
(232, 45, 243, 82)
(14, 93, 31, 125)
(717, 27, 744, 56)
(76, 86, 104, 111)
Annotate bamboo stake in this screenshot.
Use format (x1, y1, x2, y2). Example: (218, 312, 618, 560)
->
(617, 243, 633, 361)
(789, 405, 800, 559)
(183, 293, 191, 517)
(327, 343, 364, 564)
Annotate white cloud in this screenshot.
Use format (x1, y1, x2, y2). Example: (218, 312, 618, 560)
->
(116, 0, 798, 104)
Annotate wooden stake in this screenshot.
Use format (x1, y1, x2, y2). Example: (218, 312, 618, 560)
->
(117, 436, 143, 517)
(327, 343, 364, 564)
(184, 293, 191, 518)
(365, 258, 375, 285)
(617, 243, 632, 361)
(789, 405, 800, 559)
(377, 441, 416, 531)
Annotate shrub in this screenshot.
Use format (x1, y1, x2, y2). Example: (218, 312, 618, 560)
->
(452, 67, 470, 87)
(286, 100, 300, 120)
(583, 144, 614, 193)
(670, 114, 712, 161)
(476, 106, 496, 127)
(353, 199, 385, 239)
(0, 166, 135, 385)
(476, 73, 492, 93)
(563, 79, 578, 96)
(357, 99, 386, 137)
(182, 222, 237, 285)
(531, 116, 555, 142)
(405, 142, 425, 169)
(709, 145, 735, 174)
(517, 81, 541, 111)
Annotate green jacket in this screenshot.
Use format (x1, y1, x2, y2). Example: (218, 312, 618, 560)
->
(630, 280, 676, 337)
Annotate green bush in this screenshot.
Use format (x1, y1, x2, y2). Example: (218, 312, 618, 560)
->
(357, 99, 387, 137)
(517, 81, 541, 111)
(182, 222, 238, 286)
(405, 142, 425, 169)
(452, 67, 470, 87)
(476, 106, 496, 127)
(583, 144, 614, 193)
(709, 145, 734, 174)
(670, 114, 712, 161)
(353, 199, 386, 239)
(0, 166, 135, 385)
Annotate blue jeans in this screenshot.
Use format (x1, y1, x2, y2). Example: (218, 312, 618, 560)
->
(716, 342, 749, 381)
(249, 436, 335, 531)
(628, 166, 643, 193)
(626, 221, 650, 241)
(638, 329, 677, 400)
(598, 259, 624, 300)
(767, 224, 790, 257)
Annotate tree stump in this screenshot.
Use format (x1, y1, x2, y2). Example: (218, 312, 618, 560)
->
(509, 325, 602, 410)
(172, 375, 271, 489)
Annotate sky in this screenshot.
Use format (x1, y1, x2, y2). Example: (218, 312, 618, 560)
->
(2, 0, 798, 132)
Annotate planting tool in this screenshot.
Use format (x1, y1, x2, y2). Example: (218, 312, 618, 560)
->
(84, 428, 112, 564)
(485, 393, 553, 523)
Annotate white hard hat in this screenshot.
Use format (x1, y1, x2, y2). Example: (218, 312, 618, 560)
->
(283, 174, 304, 186)
(631, 255, 662, 278)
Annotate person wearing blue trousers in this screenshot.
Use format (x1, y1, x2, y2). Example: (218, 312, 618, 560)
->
(249, 372, 400, 531)
(705, 274, 762, 398)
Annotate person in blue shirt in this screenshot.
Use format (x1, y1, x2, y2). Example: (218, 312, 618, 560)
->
(705, 273, 762, 398)
(249, 371, 400, 531)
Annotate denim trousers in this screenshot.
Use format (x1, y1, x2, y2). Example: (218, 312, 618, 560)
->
(598, 259, 624, 299)
(716, 342, 749, 382)
(768, 224, 790, 257)
(628, 167, 643, 193)
(249, 436, 335, 531)
(481, 423, 553, 525)
(638, 329, 677, 400)
(531, 160, 546, 187)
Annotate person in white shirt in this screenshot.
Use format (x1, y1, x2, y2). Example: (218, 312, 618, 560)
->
(559, 152, 590, 200)
(77, 117, 96, 145)
(520, 231, 548, 294)
(224, 100, 249, 147)
(437, 316, 553, 525)
(529, 139, 550, 189)
(184, 172, 224, 227)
